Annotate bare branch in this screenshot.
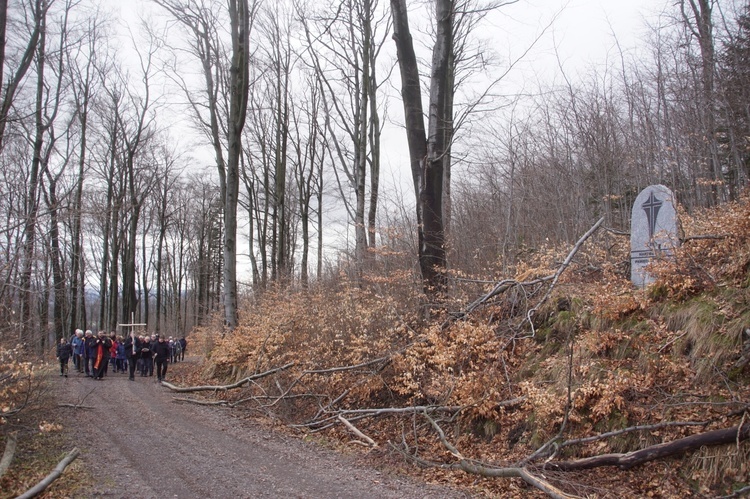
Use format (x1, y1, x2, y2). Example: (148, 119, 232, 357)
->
(172, 397, 228, 406)
(161, 362, 295, 393)
(338, 415, 377, 447)
(0, 431, 17, 479)
(15, 447, 80, 499)
(459, 217, 604, 321)
(421, 411, 578, 499)
(303, 357, 389, 374)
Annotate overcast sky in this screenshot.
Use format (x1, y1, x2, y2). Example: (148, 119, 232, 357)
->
(494, 0, 667, 84)
(101, 0, 673, 267)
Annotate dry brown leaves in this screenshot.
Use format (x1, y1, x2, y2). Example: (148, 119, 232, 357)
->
(187, 196, 750, 497)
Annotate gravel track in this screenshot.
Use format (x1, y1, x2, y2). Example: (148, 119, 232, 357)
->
(56, 358, 472, 499)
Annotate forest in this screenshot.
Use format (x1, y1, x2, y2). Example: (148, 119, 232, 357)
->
(1, 0, 750, 496)
(0, 0, 745, 346)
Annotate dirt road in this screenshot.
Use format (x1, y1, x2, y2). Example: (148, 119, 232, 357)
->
(56, 358, 470, 499)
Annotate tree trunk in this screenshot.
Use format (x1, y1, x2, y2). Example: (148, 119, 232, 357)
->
(69, 37, 93, 336)
(422, 0, 453, 293)
(355, 5, 370, 271)
(367, 28, 380, 251)
(45, 176, 65, 341)
(99, 126, 117, 332)
(390, 0, 427, 261)
(548, 423, 750, 471)
(390, 0, 451, 295)
(0, 0, 6, 92)
(224, 0, 251, 329)
(123, 158, 141, 327)
(273, 43, 290, 282)
(682, 0, 721, 205)
(20, 3, 47, 341)
(0, 0, 43, 151)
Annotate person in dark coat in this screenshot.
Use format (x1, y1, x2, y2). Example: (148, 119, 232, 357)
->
(83, 330, 97, 377)
(115, 336, 127, 373)
(92, 331, 112, 380)
(123, 333, 139, 381)
(179, 337, 187, 361)
(147, 334, 157, 376)
(168, 337, 176, 364)
(152, 335, 170, 382)
(139, 337, 153, 377)
(56, 337, 73, 377)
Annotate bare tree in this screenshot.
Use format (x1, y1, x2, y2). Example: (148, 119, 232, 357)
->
(39, 0, 78, 342)
(299, 0, 388, 276)
(152, 144, 182, 334)
(289, 73, 326, 287)
(19, 0, 53, 343)
(67, 14, 103, 335)
(717, 0, 750, 199)
(390, 0, 453, 294)
(0, 0, 48, 150)
(680, 0, 722, 205)
(155, 0, 256, 330)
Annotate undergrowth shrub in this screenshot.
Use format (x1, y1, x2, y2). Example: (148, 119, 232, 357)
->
(186, 196, 750, 495)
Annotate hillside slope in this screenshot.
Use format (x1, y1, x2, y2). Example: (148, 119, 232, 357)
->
(190, 196, 750, 497)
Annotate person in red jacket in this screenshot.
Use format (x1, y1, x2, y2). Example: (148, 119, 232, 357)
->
(109, 333, 119, 373)
(92, 331, 112, 380)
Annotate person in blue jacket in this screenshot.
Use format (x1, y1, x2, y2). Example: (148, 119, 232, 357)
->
(70, 329, 85, 373)
(115, 337, 127, 373)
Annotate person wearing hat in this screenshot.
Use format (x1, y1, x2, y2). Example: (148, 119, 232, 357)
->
(153, 334, 170, 382)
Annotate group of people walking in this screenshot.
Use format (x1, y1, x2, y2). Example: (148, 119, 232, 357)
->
(56, 330, 187, 382)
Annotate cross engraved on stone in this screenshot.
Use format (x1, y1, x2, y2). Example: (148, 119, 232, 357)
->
(642, 191, 663, 239)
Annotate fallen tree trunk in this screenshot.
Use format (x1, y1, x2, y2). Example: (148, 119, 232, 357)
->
(420, 411, 750, 497)
(16, 447, 79, 499)
(547, 422, 750, 471)
(161, 362, 295, 393)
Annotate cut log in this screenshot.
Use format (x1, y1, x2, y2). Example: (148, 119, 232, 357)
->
(548, 423, 750, 471)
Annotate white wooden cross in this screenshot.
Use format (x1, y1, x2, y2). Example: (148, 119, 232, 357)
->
(118, 313, 147, 354)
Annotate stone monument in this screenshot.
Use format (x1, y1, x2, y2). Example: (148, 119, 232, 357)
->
(630, 185, 679, 287)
